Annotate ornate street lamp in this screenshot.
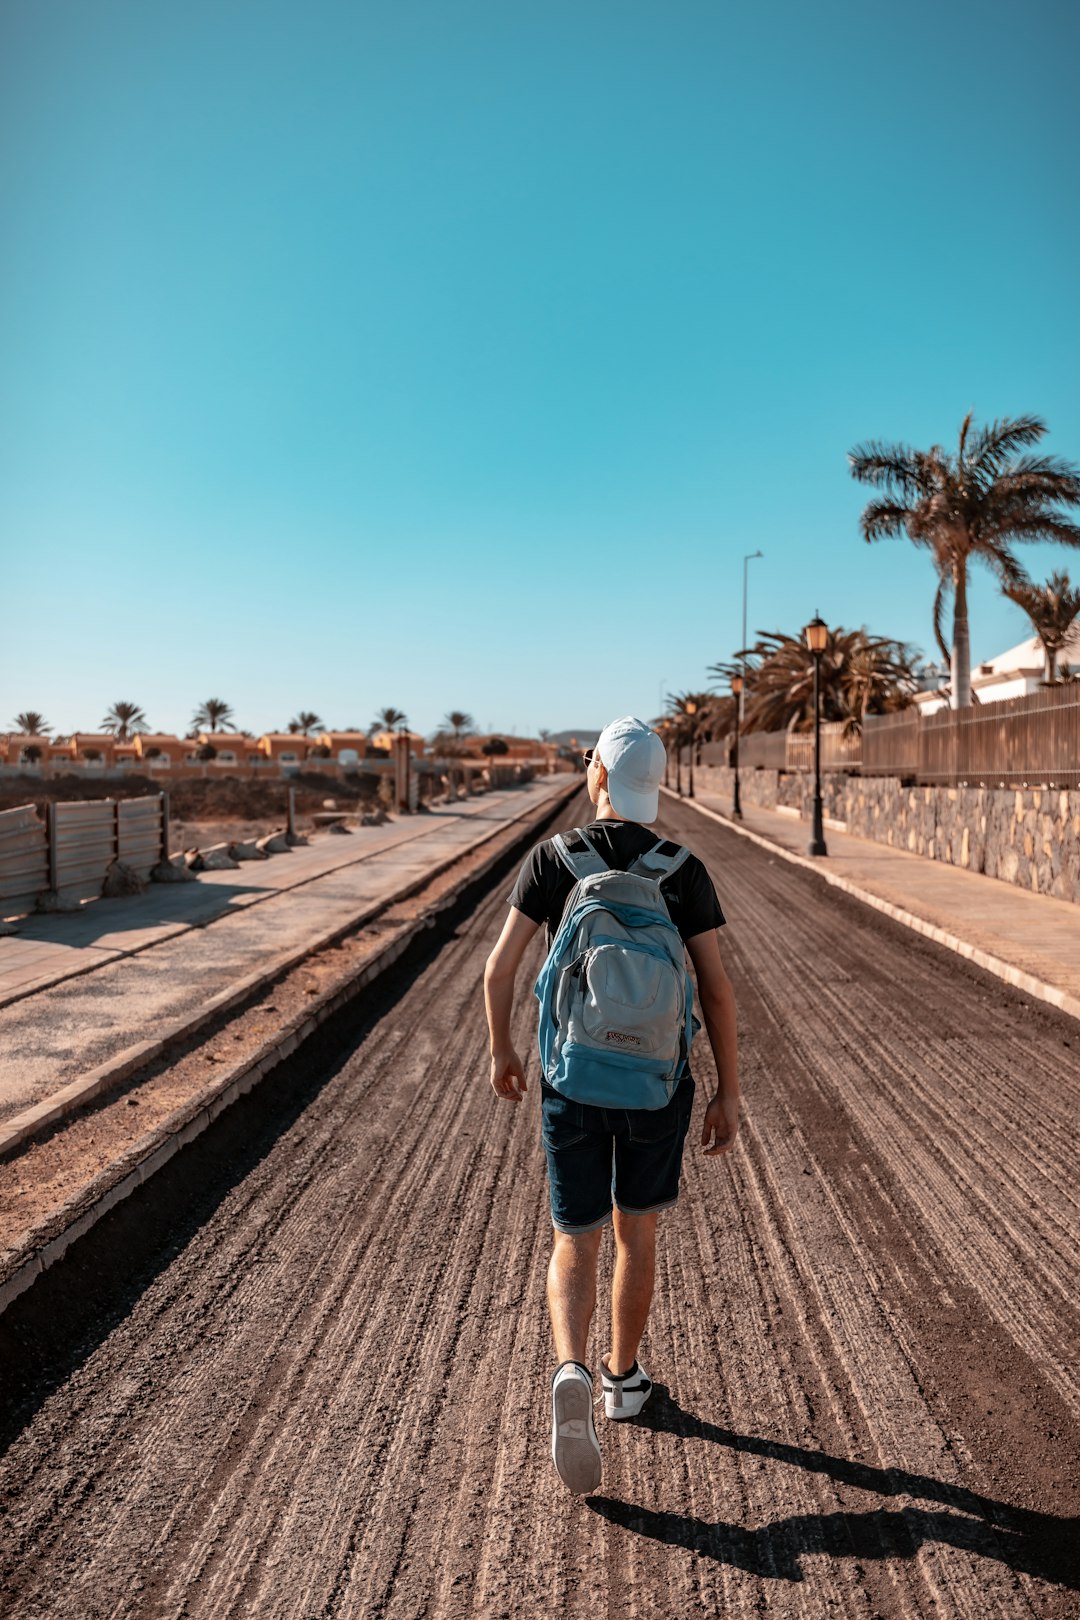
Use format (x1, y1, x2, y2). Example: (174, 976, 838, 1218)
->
(804, 614, 828, 856)
(730, 674, 743, 819)
(685, 700, 697, 799)
(398, 716, 411, 813)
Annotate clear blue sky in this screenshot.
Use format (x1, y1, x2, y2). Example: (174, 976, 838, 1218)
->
(3, 0, 1078, 740)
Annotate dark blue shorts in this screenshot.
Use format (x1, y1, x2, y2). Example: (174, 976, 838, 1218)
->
(540, 1075, 696, 1234)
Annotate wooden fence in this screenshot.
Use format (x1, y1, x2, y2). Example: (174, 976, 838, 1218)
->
(695, 684, 1080, 786)
(861, 685, 1080, 786)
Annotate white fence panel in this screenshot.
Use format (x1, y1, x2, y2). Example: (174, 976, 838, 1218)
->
(0, 804, 49, 918)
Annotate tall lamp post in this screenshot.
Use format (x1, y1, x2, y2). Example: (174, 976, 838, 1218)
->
(805, 614, 828, 857)
(398, 717, 411, 814)
(685, 700, 697, 798)
(741, 550, 763, 731)
(730, 673, 743, 819)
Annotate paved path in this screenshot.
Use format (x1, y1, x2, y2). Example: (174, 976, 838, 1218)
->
(681, 791, 1080, 1015)
(3, 789, 1075, 1617)
(0, 779, 569, 1124)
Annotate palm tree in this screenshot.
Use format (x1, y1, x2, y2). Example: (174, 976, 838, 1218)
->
(849, 413, 1080, 708)
(1005, 571, 1080, 684)
(444, 711, 474, 740)
(372, 707, 407, 734)
(439, 710, 475, 796)
(100, 700, 148, 740)
(289, 711, 324, 736)
(665, 692, 713, 797)
(714, 629, 917, 736)
(13, 711, 50, 735)
(192, 698, 235, 732)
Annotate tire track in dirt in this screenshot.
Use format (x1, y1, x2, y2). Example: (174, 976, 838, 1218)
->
(1, 792, 1077, 1618)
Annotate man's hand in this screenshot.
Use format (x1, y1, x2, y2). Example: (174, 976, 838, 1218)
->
(701, 1092, 739, 1156)
(490, 1047, 528, 1102)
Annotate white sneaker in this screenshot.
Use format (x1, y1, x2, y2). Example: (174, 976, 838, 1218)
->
(601, 1358, 653, 1420)
(551, 1362, 602, 1493)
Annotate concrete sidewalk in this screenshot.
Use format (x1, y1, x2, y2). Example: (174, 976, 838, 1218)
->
(0, 778, 571, 1126)
(674, 787, 1080, 1021)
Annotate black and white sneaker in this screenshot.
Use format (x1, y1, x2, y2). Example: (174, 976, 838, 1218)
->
(601, 1357, 653, 1420)
(551, 1361, 602, 1493)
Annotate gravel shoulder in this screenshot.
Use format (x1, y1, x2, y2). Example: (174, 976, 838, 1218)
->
(0, 792, 1076, 1618)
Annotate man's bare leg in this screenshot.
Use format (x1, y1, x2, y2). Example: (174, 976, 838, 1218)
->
(547, 1227, 605, 1363)
(608, 1209, 657, 1374)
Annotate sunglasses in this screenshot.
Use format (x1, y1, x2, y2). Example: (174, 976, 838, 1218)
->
(582, 749, 595, 765)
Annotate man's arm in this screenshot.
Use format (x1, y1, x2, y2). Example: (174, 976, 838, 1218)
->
(685, 928, 739, 1156)
(484, 906, 541, 1101)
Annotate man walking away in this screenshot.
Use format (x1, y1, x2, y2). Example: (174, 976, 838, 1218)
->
(484, 716, 739, 1493)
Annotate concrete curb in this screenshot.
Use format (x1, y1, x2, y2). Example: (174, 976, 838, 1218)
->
(0, 779, 578, 1318)
(665, 787, 1080, 1027)
(0, 781, 576, 1160)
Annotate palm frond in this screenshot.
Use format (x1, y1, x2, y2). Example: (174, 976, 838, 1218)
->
(966, 414, 1046, 480)
(859, 500, 914, 543)
(847, 441, 926, 497)
(984, 511, 1080, 548)
(984, 455, 1080, 506)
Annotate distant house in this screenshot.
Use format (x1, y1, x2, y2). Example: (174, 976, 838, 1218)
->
(469, 733, 542, 760)
(313, 730, 369, 766)
(914, 627, 1080, 714)
(367, 729, 425, 758)
(194, 732, 264, 767)
(258, 733, 308, 769)
(132, 734, 189, 769)
(4, 732, 55, 767)
(68, 733, 117, 767)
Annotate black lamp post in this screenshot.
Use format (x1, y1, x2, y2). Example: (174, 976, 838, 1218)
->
(731, 673, 743, 819)
(398, 717, 410, 813)
(685, 700, 697, 798)
(805, 614, 828, 856)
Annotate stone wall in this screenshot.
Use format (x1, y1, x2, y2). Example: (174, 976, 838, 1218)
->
(688, 765, 1080, 904)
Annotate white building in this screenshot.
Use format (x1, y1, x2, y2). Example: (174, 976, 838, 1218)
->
(914, 626, 1080, 714)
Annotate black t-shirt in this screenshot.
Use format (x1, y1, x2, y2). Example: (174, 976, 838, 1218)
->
(509, 819, 726, 949)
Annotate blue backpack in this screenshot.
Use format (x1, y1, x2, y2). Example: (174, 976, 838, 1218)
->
(533, 827, 698, 1110)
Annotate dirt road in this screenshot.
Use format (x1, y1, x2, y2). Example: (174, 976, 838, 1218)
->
(2, 792, 1077, 1618)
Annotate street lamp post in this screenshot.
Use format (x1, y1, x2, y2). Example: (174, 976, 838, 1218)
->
(398, 718, 411, 813)
(731, 673, 743, 819)
(741, 550, 763, 730)
(804, 614, 828, 856)
(685, 700, 697, 798)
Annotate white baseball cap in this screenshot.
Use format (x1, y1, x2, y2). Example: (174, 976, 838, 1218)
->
(595, 716, 666, 823)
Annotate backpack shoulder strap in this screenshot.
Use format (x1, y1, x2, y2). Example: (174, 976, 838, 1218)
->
(552, 827, 609, 881)
(631, 838, 691, 881)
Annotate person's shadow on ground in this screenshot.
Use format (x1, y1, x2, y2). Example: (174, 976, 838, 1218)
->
(586, 1385, 1079, 1591)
